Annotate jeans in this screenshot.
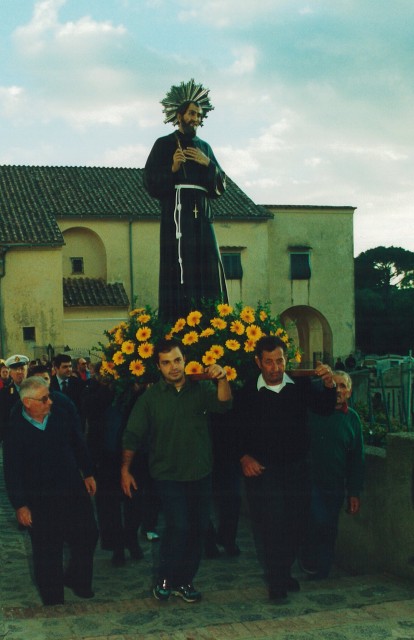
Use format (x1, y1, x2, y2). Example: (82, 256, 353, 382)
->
(155, 474, 212, 586)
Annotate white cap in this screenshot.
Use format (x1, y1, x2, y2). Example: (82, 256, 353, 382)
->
(4, 354, 29, 368)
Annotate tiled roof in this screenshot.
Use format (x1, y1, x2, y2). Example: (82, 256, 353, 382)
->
(0, 166, 64, 246)
(0, 166, 271, 245)
(63, 278, 129, 307)
(263, 204, 356, 211)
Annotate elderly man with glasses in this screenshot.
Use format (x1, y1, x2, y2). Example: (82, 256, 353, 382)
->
(3, 376, 98, 606)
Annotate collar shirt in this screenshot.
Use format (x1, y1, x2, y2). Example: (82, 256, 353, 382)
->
(257, 372, 295, 394)
(22, 408, 49, 431)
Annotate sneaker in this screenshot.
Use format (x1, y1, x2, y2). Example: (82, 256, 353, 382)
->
(172, 584, 202, 603)
(153, 579, 171, 601)
(146, 531, 160, 541)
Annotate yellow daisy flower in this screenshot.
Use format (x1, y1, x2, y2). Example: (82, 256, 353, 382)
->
(137, 313, 151, 323)
(185, 361, 204, 375)
(187, 310, 202, 327)
(217, 303, 233, 316)
(200, 328, 215, 338)
(294, 351, 302, 363)
(240, 306, 255, 323)
(210, 344, 224, 359)
(259, 310, 268, 321)
(114, 329, 124, 345)
(113, 351, 125, 365)
(172, 318, 186, 333)
(129, 308, 145, 316)
(244, 339, 256, 353)
(246, 324, 263, 341)
(226, 339, 241, 351)
(121, 340, 135, 354)
(230, 320, 245, 336)
(138, 342, 154, 359)
(129, 359, 145, 376)
(182, 331, 199, 345)
(224, 365, 237, 381)
(202, 351, 217, 366)
(136, 326, 152, 342)
(210, 317, 227, 330)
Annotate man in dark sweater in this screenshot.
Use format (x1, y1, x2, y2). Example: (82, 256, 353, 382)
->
(238, 336, 336, 602)
(300, 370, 364, 579)
(3, 376, 98, 606)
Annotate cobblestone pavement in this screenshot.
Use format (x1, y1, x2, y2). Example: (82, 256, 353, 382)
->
(2, 454, 414, 639)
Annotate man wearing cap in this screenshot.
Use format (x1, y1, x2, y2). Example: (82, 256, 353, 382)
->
(144, 79, 228, 323)
(0, 354, 29, 442)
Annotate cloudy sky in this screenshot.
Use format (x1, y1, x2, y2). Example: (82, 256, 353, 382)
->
(1, 0, 413, 256)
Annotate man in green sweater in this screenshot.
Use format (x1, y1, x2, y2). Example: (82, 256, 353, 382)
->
(121, 338, 232, 603)
(301, 370, 364, 579)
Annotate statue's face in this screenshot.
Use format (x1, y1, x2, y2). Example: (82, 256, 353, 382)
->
(177, 103, 202, 136)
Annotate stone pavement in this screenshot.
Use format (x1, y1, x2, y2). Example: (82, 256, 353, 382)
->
(2, 458, 414, 640)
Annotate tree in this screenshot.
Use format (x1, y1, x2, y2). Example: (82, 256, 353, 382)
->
(355, 246, 414, 354)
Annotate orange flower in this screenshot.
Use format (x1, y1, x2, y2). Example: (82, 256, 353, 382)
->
(226, 339, 241, 351)
(136, 326, 152, 342)
(200, 328, 215, 338)
(113, 351, 125, 365)
(217, 303, 233, 317)
(138, 342, 154, 359)
(246, 324, 263, 341)
(240, 306, 255, 323)
(187, 310, 202, 327)
(230, 320, 245, 336)
(129, 359, 145, 376)
(202, 351, 217, 366)
(129, 308, 145, 316)
(210, 317, 227, 330)
(260, 310, 268, 321)
(244, 339, 256, 353)
(165, 332, 173, 340)
(224, 365, 237, 381)
(276, 328, 283, 336)
(294, 350, 302, 363)
(137, 313, 151, 323)
(210, 344, 224, 359)
(182, 331, 199, 345)
(185, 361, 204, 375)
(172, 318, 186, 333)
(121, 340, 135, 354)
(114, 329, 124, 345)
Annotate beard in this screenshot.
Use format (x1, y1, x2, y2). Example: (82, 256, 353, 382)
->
(180, 121, 197, 138)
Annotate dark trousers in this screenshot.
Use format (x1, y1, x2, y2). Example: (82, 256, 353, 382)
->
(245, 463, 310, 589)
(29, 491, 98, 605)
(303, 486, 345, 578)
(155, 474, 212, 586)
(95, 457, 142, 551)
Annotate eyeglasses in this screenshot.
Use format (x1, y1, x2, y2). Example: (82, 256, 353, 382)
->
(26, 394, 51, 404)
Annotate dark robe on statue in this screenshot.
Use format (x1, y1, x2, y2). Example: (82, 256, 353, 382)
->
(144, 130, 228, 323)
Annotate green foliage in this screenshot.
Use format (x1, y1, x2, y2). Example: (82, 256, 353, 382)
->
(354, 401, 405, 447)
(355, 246, 414, 354)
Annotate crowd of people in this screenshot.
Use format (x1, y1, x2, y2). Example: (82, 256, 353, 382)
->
(0, 340, 364, 607)
(0, 84, 364, 608)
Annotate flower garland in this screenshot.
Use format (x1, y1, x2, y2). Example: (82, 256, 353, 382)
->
(99, 301, 301, 394)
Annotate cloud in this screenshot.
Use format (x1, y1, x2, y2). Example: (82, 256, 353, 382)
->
(226, 46, 259, 76)
(14, 0, 126, 56)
